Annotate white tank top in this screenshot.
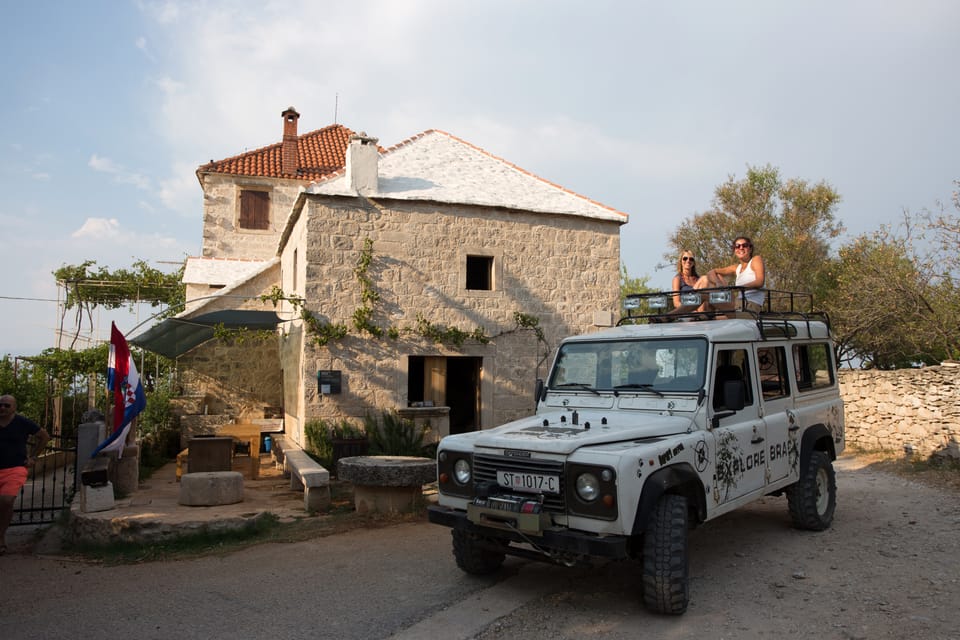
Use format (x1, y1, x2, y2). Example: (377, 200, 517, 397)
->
(736, 259, 765, 305)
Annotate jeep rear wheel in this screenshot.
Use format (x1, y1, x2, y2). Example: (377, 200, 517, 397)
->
(452, 529, 506, 574)
(641, 493, 689, 615)
(786, 450, 836, 531)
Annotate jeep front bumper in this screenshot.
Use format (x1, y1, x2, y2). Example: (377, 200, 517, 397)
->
(427, 504, 631, 559)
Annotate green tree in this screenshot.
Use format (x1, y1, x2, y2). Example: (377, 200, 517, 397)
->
(667, 165, 844, 302)
(825, 195, 960, 369)
(619, 262, 654, 308)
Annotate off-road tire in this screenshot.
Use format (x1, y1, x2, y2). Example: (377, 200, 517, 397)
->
(786, 450, 836, 531)
(641, 493, 689, 614)
(452, 529, 506, 575)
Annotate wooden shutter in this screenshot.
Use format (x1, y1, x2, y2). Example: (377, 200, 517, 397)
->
(239, 190, 270, 230)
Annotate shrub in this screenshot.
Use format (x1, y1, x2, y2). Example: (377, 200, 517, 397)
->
(364, 410, 435, 458)
(304, 418, 333, 468)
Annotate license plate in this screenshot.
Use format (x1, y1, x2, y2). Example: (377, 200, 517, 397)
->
(497, 470, 560, 494)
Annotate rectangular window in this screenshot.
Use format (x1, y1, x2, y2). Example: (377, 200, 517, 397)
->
(465, 255, 494, 290)
(793, 343, 835, 391)
(239, 190, 270, 230)
(712, 349, 754, 410)
(757, 346, 790, 400)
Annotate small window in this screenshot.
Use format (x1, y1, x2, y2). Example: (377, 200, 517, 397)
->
(758, 346, 790, 400)
(465, 255, 493, 290)
(793, 343, 835, 391)
(292, 249, 298, 291)
(239, 190, 270, 230)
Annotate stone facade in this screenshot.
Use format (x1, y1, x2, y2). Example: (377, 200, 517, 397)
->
(200, 173, 304, 260)
(839, 363, 960, 459)
(277, 196, 621, 448)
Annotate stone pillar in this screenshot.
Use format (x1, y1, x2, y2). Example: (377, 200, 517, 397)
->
(76, 421, 107, 490)
(109, 445, 140, 496)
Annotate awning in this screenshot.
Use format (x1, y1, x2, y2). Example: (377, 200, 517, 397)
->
(129, 310, 284, 359)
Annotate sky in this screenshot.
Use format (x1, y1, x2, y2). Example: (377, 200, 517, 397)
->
(1, 0, 957, 358)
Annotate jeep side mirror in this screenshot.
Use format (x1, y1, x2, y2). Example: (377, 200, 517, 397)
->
(535, 378, 545, 404)
(710, 380, 746, 429)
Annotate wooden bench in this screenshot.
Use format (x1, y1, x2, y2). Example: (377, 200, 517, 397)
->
(274, 436, 330, 512)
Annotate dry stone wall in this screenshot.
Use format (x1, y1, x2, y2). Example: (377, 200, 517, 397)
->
(839, 363, 960, 460)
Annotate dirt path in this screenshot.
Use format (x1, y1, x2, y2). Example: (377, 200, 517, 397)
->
(469, 454, 960, 640)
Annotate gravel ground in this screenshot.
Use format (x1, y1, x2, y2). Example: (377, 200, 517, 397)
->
(469, 454, 960, 640)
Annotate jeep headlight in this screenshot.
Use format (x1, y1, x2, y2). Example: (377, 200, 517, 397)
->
(575, 473, 600, 501)
(454, 458, 472, 485)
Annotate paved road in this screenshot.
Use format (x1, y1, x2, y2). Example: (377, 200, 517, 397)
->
(4, 456, 959, 640)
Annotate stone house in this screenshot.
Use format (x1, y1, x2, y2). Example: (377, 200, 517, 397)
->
(135, 108, 628, 450)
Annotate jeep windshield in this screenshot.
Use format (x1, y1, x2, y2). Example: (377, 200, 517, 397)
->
(548, 338, 707, 393)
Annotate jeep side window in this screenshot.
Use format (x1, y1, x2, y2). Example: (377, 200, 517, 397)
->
(758, 346, 790, 400)
(793, 342, 835, 391)
(712, 349, 754, 410)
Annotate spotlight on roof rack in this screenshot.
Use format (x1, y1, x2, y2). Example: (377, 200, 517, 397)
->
(647, 295, 669, 309)
(680, 292, 702, 306)
(709, 290, 733, 304)
(623, 296, 641, 310)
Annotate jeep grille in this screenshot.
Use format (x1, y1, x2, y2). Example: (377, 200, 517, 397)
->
(473, 454, 566, 513)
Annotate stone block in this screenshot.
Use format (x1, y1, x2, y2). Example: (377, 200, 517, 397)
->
(304, 485, 331, 512)
(81, 482, 115, 513)
(179, 471, 244, 506)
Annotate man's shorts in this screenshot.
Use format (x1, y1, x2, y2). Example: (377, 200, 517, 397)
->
(0, 466, 28, 497)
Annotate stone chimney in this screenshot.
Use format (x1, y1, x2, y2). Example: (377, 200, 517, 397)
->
(346, 133, 379, 194)
(281, 107, 300, 176)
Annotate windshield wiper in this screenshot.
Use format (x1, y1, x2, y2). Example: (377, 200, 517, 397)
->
(613, 383, 664, 397)
(554, 382, 601, 396)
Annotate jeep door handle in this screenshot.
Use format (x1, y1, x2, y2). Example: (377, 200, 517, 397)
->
(751, 436, 764, 444)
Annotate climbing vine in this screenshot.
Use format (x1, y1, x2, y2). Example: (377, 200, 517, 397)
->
(263, 239, 547, 351)
(53, 260, 186, 349)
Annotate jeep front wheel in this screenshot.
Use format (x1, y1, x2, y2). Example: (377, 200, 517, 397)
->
(451, 529, 506, 574)
(786, 450, 836, 531)
(641, 493, 689, 614)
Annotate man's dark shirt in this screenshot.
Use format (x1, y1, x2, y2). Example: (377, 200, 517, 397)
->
(0, 415, 41, 469)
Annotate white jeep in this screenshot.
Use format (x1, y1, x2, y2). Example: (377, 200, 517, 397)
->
(427, 289, 845, 614)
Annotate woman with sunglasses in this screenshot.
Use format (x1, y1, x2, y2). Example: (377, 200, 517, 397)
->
(671, 251, 710, 310)
(706, 236, 766, 312)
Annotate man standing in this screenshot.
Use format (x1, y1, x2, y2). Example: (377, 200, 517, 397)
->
(0, 394, 49, 554)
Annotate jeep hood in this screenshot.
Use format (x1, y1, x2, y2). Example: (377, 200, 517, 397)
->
(448, 411, 693, 455)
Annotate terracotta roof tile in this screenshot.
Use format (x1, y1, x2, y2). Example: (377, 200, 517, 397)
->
(198, 124, 357, 181)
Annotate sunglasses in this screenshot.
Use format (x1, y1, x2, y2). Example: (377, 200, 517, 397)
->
(681, 256, 695, 262)
(733, 242, 752, 250)
(0, 403, 11, 408)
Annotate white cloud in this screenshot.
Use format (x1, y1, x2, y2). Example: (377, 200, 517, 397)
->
(72, 217, 122, 239)
(158, 160, 201, 215)
(88, 154, 151, 190)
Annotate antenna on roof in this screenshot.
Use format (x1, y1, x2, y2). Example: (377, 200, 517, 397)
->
(334, 92, 338, 124)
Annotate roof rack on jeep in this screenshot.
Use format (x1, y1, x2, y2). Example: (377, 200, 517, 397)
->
(619, 288, 831, 337)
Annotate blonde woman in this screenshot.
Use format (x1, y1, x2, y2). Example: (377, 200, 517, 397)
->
(670, 250, 717, 312)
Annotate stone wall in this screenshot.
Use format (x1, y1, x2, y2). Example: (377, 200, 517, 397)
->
(177, 338, 283, 423)
(199, 174, 303, 260)
(838, 363, 960, 459)
(277, 196, 622, 448)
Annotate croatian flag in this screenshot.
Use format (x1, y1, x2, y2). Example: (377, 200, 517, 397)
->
(92, 322, 147, 458)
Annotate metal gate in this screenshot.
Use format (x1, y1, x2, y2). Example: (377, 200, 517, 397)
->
(12, 434, 78, 526)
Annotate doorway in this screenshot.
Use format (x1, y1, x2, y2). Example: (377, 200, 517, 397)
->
(408, 356, 481, 434)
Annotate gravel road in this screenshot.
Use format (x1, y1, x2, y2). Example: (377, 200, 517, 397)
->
(3, 455, 958, 640)
(467, 455, 960, 640)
